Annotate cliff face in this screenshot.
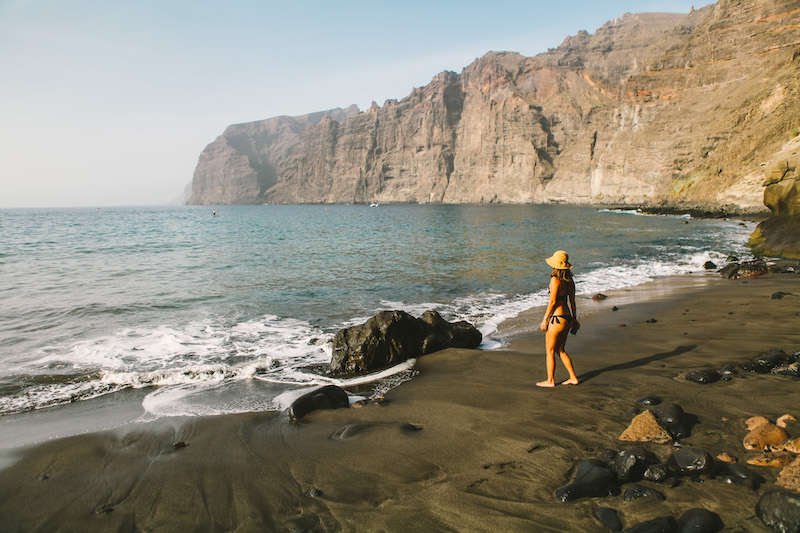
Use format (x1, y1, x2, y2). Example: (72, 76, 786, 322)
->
(187, 0, 800, 209)
(187, 106, 359, 205)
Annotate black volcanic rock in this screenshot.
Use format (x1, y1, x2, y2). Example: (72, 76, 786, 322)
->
(330, 310, 481, 375)
(556, 459, 620, 502)
(756, 489, 800, 533)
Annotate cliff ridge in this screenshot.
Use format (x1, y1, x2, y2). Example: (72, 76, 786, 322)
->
(187, 0, 800, 211)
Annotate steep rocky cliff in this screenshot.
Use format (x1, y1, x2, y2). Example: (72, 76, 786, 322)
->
(187, 0, 800, 211)
(187, 106, 359, 205)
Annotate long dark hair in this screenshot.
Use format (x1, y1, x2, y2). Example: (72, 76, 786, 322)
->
(551, 268, 573, 282)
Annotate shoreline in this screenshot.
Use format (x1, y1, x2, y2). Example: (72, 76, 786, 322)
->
(1, 271, 799, 531)
(0, 272, 728, 455)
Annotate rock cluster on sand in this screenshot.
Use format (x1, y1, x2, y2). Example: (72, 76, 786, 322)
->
(560, 398, 800, 531)
(718, 260, 770, 279)
(556, 437, 734, 531)
(619, 410, 672, 444)
(741, 414, 800, 471)
(737, 414, 800, 532)
(684, 347, 800, 383)
(619, 402, 695, 444)
(329, 310, 481, 375)
(719, 260, 800, 279)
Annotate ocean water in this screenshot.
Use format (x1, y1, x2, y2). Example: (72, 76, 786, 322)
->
(0, 205, 753, 439)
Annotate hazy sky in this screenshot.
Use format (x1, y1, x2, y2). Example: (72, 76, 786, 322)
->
(0, 0, 711, 208)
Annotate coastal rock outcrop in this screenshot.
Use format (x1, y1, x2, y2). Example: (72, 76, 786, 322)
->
(763, 140, 800, 217)
(330, 310, 481, 375)
(718, 261, 769, 279)
(187, 0, 800, 214)
(750, 135, 800, 259)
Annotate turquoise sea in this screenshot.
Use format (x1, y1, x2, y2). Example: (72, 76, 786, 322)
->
(0, 204, 754, 446)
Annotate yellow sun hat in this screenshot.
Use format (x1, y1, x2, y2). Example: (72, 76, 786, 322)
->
(545, 250, 572, 270)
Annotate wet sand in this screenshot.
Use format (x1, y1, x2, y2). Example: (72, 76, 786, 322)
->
(1, 273, 799, 532)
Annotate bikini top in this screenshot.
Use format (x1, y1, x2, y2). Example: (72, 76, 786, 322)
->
(551, 281, 572, 304)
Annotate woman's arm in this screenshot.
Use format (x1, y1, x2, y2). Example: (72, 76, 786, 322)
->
(541, 277, 560, 331)
(569, 280, 578, 323)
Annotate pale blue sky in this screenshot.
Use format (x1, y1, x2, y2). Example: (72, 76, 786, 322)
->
(0, 0, 711, 207)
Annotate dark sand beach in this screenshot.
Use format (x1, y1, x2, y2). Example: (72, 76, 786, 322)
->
(1, 273, 799, 532)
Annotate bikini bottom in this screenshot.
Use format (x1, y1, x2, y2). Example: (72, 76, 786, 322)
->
(549, 314, 573, 324)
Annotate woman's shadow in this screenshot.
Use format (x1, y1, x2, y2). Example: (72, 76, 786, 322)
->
(578, 345, 697, 383)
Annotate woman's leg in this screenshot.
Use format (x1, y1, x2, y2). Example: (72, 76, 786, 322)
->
(537, 322, 565, 387)
(555, 331, 579, 385)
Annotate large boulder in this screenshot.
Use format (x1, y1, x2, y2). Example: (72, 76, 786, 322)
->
(749, 217, 800, 260)
(750, 137, 800, 259)
(330, 310, 482, 375)
(718, 260, 769, 279)
(763, 151, 800, 216)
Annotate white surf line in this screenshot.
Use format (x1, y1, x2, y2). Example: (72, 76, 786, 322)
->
(252, 358, 417, 388)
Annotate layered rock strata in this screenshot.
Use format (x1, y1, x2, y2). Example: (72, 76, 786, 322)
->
(188, 0, 800, 211)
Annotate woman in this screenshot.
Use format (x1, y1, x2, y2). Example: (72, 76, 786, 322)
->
(537, 250, 580, 387)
